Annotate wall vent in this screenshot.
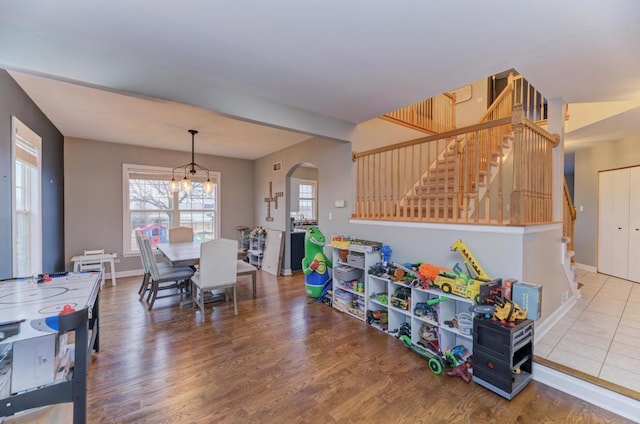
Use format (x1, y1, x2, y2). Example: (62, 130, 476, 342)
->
(273, 162, 282, 172)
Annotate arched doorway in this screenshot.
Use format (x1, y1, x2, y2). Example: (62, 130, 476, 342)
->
(284, 162, 318, 274)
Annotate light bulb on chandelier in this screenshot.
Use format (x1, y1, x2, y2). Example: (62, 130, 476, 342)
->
(169, 129, 213, 194)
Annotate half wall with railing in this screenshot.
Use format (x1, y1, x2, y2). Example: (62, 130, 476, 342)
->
(352, 105, 559, 226)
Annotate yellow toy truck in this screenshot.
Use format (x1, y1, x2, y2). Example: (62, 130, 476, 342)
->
(432, 240, 492, 303)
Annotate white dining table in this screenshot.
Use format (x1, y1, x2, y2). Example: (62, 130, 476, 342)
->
(156, 241, 257, 297)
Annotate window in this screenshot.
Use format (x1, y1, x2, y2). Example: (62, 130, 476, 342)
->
(122, 164, 220, 254)
(12, 117, 42, 277)
(298, 180, 316, 220)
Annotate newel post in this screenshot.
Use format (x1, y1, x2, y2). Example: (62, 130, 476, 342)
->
(510, 104, 525, 225)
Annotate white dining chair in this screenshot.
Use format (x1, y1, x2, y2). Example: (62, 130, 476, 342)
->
(79, 249, 106, 288)
(191, 238, 239, 322)
(169, 226, 194, 243)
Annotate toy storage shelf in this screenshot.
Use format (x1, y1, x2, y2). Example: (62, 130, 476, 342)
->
(248, 233, 265, 268)
(332, 246, 380, 322)
(367, 274, 475, 362)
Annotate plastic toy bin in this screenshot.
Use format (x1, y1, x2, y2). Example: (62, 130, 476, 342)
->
(335, 266, 362, 281)
(347, 251, 365, 268)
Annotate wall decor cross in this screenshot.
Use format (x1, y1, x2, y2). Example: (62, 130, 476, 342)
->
(264, 181, 284, 222)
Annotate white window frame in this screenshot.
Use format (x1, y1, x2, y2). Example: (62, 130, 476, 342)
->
(11, 117, 42, 277)
(122, 164, 220, 255)
(298, 179, 317, 220)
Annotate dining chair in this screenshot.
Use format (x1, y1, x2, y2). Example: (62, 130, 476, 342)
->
(140, 234, 194, 310)
(236, 260, 258, 298)
(191, 238, 239, 322)
(169, 226, 194, 243)
(136, 231, 172, 299)
(79, 249, 106, 288)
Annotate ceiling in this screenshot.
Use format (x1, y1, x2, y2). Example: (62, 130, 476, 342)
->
(1, 1, 639, 159)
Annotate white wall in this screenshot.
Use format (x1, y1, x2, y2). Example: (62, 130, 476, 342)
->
(454, 78, 488, 128)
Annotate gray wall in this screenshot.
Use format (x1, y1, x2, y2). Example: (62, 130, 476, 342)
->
(574, 137, 640, 266)
(64, 137, 254, 273)
(0, 69, 65, 278)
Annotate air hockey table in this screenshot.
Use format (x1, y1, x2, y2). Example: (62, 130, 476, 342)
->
(0, 272, 101, 424)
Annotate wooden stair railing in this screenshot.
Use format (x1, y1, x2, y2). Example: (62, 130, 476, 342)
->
(381, 92, 456, 134)
(353, 105, 559, 225)
(563, 178, 577, 260)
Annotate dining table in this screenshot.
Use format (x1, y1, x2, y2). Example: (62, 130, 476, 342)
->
(156, 241, 257, 298)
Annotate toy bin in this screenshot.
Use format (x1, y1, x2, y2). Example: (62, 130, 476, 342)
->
(347, 251, 365, 268)
(335, 266, 362, 282)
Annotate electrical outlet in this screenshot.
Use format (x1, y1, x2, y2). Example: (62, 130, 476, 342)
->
(562, 291, 569, 303)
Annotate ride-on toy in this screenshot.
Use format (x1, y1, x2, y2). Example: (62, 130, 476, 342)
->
(393, 324, 457, 375)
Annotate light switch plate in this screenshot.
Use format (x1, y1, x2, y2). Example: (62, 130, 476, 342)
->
(334, 200, 345, 208)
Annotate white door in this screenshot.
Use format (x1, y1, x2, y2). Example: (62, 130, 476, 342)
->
(598, 171, 615, 276)
(628, 166, 640, 282)
(598, 168, 630, 279)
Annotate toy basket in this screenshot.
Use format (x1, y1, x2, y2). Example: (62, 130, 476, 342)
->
(457, 313, 473, 336)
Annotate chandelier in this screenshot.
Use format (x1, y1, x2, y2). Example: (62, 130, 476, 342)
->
(168, 129, 213, 194)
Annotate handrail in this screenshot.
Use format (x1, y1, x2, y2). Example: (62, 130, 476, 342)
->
(478, 73, 516, 123)
(381, 92, 456, 134)
(563, 178, 576, 259)
(353, 117, 512, 160)
(352, 104, 558, 226)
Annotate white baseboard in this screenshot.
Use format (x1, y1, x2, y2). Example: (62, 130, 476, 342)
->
(282, 268, 292, 276)
(105, 269, 144, 280)
(533, 363, 640, 423)
(577, 263, 597, 273)
(534, 292, 579, 343)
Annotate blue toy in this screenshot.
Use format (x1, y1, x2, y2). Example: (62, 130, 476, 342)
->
(380, 245, 392, 265)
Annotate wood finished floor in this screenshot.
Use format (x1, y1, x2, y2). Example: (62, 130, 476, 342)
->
(87, 273, 634, 424)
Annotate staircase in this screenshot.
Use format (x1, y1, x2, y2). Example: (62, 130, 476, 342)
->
(353, 73, 558, 227)
(400, 128, 514, 221)
(561, 236, 581, 297)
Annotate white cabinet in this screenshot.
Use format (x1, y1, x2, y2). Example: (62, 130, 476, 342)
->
(367, 274, 474, 362)
(332, 246, 380, 321)
(629, 167, 640, 282)
(598, 166, 640, 282)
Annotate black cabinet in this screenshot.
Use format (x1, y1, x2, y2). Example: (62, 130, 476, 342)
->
(472, 317, 533, 399)
(290, 231, 305, 272)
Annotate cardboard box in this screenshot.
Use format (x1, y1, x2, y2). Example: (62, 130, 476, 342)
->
(11, 333, 55, 394)
(512, 282, 542, 320)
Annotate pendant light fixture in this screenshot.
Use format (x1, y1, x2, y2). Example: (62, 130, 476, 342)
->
(169, 129, 213, 194)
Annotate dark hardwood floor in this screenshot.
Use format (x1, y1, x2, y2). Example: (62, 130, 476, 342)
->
(87, 272, 634, 423)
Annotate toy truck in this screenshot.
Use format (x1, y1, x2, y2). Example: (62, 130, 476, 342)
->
(431, 240, 492, 303)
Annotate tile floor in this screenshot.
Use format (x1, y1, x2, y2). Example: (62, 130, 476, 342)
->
(536, 269, 640, 394)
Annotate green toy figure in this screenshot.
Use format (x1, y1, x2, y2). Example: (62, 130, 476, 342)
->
(302, 226, 333, 298)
